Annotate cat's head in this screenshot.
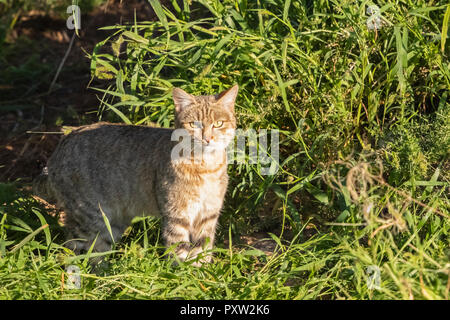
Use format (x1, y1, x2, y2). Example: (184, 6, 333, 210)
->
(172, 85, 238, 152)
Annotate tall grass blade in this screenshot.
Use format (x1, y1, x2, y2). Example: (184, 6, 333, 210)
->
(10, 224, 49, 253)
(441, 5, 450, 53)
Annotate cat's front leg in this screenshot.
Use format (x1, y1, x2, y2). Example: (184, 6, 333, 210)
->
(162, 215, 192, 262)
(189, 210, 220, 265)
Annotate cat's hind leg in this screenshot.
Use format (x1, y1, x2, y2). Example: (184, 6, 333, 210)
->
(63, 204, 122, 255)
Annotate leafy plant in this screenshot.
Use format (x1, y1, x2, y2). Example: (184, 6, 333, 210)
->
(0, 0, 448, 300)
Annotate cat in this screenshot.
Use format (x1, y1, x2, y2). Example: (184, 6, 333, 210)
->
(33, 85, 238, 265)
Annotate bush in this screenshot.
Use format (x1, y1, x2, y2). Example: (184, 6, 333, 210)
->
(91, 0, 449, 231)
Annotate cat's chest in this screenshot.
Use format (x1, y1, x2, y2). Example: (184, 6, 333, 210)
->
(200, 176, 225, 207)
(183, 173, 227, 218)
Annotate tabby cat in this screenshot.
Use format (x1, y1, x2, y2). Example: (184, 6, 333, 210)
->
(33, 85, 238, 265)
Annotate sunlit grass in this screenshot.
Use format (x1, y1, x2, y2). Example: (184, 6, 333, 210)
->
(0, 0, 449, 300)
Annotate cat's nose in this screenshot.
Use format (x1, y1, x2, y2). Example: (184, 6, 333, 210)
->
(203, 137, 211, 144)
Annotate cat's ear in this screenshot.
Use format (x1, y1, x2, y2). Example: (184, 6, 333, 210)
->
(216, 85, 238, 111)
(173, 87, 195, 113)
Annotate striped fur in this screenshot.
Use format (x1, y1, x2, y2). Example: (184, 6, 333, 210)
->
(33, 85, 238, 265)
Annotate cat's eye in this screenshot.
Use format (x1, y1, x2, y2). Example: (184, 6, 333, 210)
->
(189, 122, 202, 129)
(213, 120, 224, 128)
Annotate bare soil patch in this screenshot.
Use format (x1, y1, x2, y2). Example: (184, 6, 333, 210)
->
(1, 0, 162, 182)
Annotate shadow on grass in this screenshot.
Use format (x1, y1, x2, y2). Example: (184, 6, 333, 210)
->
(0, 182, 64, 248)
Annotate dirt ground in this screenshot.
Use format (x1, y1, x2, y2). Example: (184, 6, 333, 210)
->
(0, 1, 308, 252)
(0, 0, 160, 182)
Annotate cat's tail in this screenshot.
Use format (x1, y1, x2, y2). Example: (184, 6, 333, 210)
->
(32, 167, 55, 202)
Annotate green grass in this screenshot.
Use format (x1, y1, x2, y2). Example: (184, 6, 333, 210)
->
(1, 0, 449, 299)
(1, 181, 448, 299)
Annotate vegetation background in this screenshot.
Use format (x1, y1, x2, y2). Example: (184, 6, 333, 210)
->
(0, 0, 448, 299)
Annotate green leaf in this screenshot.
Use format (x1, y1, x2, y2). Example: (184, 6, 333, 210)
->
(336, 210, 350, 223)
(99, 203, 115, 245)
(305, 183, 329, 204)
(441, 5, 450, 53)
(283, 0, 291, 22)
(32, 208, 51, 247)
(291, 258, 327, 272)
(242, 249, 266, 257)
(149, 0, 169, 31)
(10, 224, 49, 253)
(123, 31, 149, 45)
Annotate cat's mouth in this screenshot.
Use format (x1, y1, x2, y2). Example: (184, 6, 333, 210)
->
(197, 139, 221, 149)
(188, 138, 227, 155)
